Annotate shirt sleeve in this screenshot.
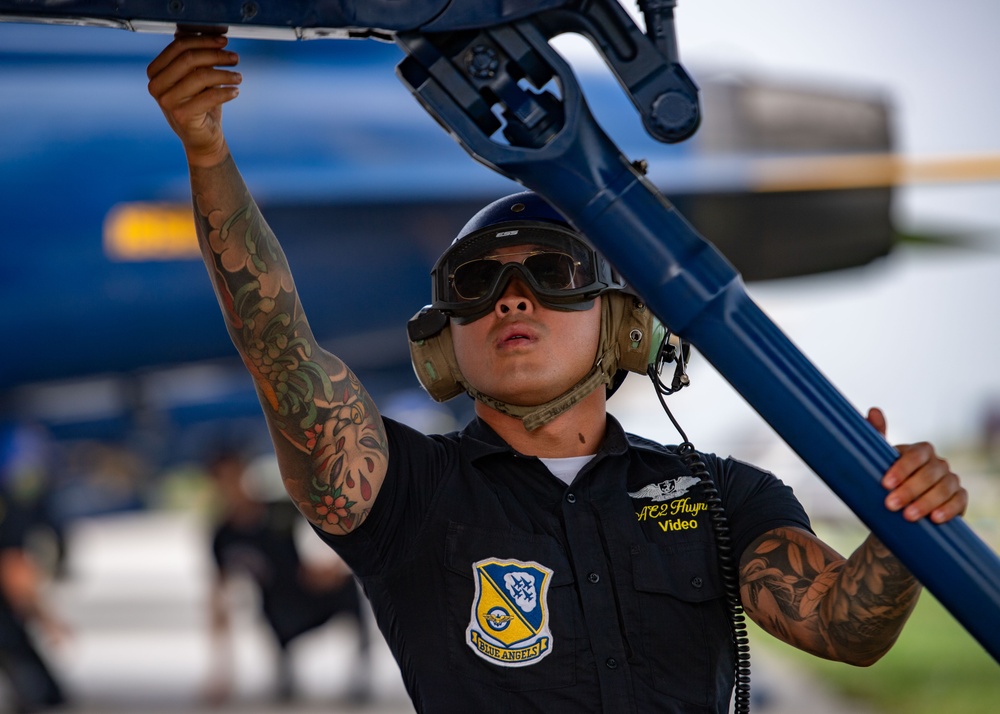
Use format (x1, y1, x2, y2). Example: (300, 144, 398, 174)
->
(312, 417, 457, 578)
(712, 455, 813, 564)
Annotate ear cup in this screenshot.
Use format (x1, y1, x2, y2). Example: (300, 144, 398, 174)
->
(606, 294, 692, 398)
(611, 293, 659, 376)
(407, 307, 465, 402)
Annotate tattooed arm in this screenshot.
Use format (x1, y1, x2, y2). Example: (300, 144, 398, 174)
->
(147, 33, 388, 535)
(739, 527, 919, 665)
(738, 408, 967, 665)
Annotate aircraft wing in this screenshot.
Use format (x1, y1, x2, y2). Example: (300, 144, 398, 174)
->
(1, 23, 895, 391)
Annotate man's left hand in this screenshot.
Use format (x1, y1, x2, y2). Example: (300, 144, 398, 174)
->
(867, 407, 968, 524)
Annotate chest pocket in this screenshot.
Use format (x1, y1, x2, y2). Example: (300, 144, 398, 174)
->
(630, 541, 734, 708)
(444, 522, 582, 692)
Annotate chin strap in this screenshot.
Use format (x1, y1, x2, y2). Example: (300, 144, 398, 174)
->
(463, 350, 615, 431)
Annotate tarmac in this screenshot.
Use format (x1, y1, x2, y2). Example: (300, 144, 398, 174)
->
(18, 510, 877, 714)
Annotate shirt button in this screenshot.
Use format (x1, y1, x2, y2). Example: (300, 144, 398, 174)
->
(691, 577, 704, 588)
(565, 493, 577, 504)
(588, 572, 600, 584)
(605, 658, 618, 669)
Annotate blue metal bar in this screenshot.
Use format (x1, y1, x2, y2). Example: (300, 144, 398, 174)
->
(396, 20, 1000, 663)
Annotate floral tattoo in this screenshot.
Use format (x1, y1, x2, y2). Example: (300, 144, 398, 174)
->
(193, 159, 387, 533)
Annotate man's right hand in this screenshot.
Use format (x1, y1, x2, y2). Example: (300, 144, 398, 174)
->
(147, 33, 241, 167)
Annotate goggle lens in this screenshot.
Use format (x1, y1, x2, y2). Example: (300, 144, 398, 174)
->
(451, 251, 579, 301)
(430, 223, 626, 323)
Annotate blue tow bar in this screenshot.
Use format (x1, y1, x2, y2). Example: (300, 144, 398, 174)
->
(395, 19, 1000, 663)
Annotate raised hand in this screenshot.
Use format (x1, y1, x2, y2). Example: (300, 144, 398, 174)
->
(147, 32, 241, 166)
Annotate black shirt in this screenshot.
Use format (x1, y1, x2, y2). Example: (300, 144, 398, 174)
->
(319, 416, 811, 713)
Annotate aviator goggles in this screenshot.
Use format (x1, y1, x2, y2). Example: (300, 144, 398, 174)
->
(430, 222, 626, 324)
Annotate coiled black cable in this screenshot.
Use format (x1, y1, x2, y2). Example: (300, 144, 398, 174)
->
(677, 442, 752, 712)
(647, 335, 751, 713)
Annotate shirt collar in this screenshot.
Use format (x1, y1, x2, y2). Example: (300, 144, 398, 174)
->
(459, 413, 631, 463)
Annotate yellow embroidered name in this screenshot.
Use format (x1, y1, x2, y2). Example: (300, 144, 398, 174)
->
(635, 497, 707, 521)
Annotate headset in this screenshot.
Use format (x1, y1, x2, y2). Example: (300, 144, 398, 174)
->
(407, 290, 668, 404)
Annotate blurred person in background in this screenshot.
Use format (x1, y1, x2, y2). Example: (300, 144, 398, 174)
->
(0, 424, 68, 713)
(203, 449, 373, 705)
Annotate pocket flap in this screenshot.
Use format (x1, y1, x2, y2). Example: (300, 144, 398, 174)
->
(631, 542, 723, 602)
(445, 521, 574, 586)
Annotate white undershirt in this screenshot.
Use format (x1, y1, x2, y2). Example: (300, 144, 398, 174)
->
(539, 454, 597, 486)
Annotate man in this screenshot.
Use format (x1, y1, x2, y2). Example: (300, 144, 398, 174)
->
(203, 449, 372, 704)
(148, 33, 967, 713)
(0, 474, 67, 712)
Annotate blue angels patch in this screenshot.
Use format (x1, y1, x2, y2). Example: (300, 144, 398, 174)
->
(466, 558, 553, 667)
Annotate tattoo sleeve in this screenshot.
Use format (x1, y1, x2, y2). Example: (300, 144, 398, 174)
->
(190, 156, 388, 535)
(739, 527, 921, 665)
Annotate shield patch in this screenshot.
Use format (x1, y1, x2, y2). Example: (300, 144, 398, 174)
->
(466, 558, 553, 667)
